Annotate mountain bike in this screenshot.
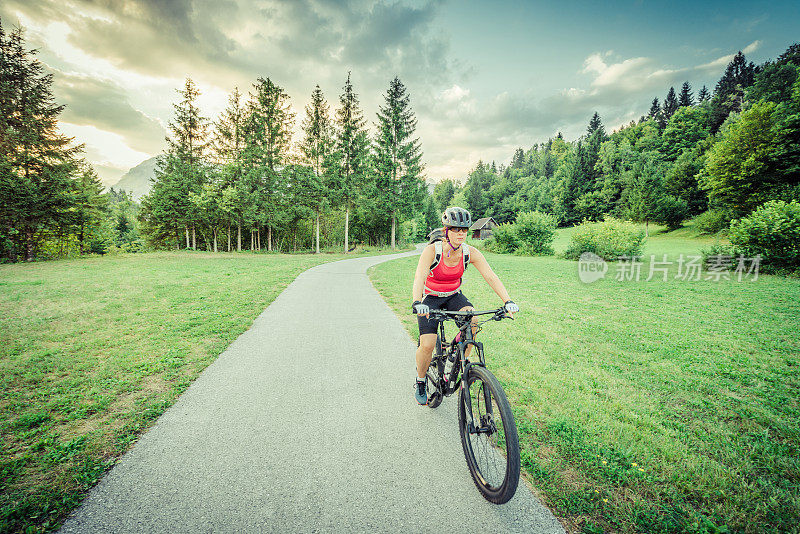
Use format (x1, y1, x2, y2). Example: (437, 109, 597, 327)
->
(423, 307, 520, 504)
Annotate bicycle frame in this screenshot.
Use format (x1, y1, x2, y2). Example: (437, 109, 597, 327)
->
(432, 309, 505, 432)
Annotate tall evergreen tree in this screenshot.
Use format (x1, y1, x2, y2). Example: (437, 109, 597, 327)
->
(334, 72, 371, 252)
(679, 81, 694, 107)
(244, 77, 294, 250)
(710, 51, 757, 132)
(433, 179, 455, 212)
(71, 164, 108, 254)
(373, 76, 425, 249)
(0, 23, 82, 260)
(777, 43, 800, 66)
(511, 148, 525, 168)
(663, 87, 679, 119)
(648, 98, 661, 119)
(212, 86, 247, 250)
(698, 85, 710, 102)
(212, 86, 245, 166)
(587, 111, 606, 137)
(162, 77, 208, 249)
(300, 84, 334, 253)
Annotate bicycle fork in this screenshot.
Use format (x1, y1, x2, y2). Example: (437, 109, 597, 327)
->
(460, 341, 489, 434)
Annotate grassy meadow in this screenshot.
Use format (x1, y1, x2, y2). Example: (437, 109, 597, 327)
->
(0, 246, 409, 533)
(369, 225, 800, 533)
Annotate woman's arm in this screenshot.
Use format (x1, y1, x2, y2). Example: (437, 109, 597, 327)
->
(469, 247, 512, 304)
(412, 244, 435, 302)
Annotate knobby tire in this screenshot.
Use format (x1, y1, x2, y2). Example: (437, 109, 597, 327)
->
(458, 365, 520, 504)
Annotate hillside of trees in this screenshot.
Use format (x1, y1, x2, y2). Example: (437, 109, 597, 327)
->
(1, 12, 797, 262)
(442, 45, 800, 240)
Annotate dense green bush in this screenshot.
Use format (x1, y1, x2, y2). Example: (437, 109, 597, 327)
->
(656, 195, 690, 230)
(729, 200, 800, 274)
(482, 223, 520, 254)
(693, 209, 731, 235)
(120, 239, 146, 253)
(564, 217, 646, 261)
(700, 243, 739, 270)
(514, 211, 556, 255)
(88, 235, 112, 255)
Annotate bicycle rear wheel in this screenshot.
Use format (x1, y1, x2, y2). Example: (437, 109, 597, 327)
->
(458, 365, 520, 504)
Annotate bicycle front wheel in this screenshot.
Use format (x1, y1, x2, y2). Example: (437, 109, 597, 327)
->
(425, 335, 444, 408)
(458, 365, 520, 504)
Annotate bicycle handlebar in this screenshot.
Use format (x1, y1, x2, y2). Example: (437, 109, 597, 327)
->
(424, 307, 513, 323)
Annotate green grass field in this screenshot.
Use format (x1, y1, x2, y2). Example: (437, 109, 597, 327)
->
(369, 226, 800, 533)
(0, 246, 409, 533)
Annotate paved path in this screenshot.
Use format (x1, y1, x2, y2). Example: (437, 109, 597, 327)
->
(60, 248, 564, 533)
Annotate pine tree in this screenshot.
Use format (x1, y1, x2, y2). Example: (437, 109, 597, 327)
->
(663, 87, 679, 120)
(648, 98, 661, 118)
(373, 76, 425, 249)
(511, 148, 525, 168)
(433, 179, 455, 211)
(72, 163, 108, 254)
(166, 78, 208, 249)
(300, 84, 334, 253)
(709, 51, 756, 132)
(212, 87, 246, 168)
(245, 77, 294, 172)
(777, 43, 800, 66)
(698, 85, 710, 102)
(714, 51, 756, 99)
(168, 78, 208, 173)
(0, 23, 82, 260)
(334, 72, 370, 252)
(678, 81, 694, 107)
(587, 112, 606, 137)
(212, 87, 247, 250)
(244, 77, 294, 250)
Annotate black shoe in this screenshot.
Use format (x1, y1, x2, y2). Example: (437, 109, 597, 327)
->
(414, 379, 427, 405)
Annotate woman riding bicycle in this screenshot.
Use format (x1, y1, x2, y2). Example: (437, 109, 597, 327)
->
(411, 206, 519, 405)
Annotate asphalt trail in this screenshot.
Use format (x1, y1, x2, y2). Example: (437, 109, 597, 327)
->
(60, 247, 564, 533)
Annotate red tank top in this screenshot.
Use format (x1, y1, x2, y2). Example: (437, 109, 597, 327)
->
(425, 248, 464, 295)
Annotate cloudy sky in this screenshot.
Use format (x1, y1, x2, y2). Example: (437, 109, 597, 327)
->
(2, 0, 798, 186)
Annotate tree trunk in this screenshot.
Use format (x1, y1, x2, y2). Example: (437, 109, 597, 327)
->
(344, 205, 350, 253)
(391, 212, 396, 249)
(213, 227, 218, 253)
(268, 226, 272, 252)
(192, 225, 196, 250)
(185, 227, 190, 249)
(227, 223, 231, 252)
(250, 229, 254, 251)
(79, 221, 85, 254)
(238, 222, 242, 252)
(645, 220, 649, 237)
(315, 211, 320, 254)
(25, 228, 34, 262)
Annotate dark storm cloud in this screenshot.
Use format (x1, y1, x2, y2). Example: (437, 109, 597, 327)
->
(55, 72, 166, 154)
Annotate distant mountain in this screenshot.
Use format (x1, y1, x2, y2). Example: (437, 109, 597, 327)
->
(111, 157, 158, 200)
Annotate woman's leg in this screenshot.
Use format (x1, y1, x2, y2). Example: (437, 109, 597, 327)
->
(416, 333, 437, 379)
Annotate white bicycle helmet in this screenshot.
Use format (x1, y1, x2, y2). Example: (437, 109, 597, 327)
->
(441, 206, 472, 228)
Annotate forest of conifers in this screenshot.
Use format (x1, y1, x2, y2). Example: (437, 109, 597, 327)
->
(1, 14, 798, 261)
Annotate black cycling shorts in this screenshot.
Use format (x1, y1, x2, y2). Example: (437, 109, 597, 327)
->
(417, 291, 473, 337)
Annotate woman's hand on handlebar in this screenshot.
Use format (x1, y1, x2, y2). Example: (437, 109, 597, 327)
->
(503, 300, 518, 319)
(412, 300, 430, 318)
